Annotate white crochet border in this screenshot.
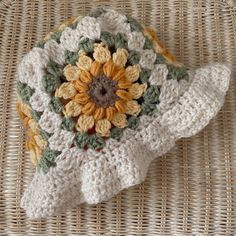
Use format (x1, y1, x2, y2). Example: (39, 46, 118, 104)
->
(21, 63, 231, 218)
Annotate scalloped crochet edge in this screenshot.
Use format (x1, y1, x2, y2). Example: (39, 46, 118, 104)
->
(21, 63, 231, 218)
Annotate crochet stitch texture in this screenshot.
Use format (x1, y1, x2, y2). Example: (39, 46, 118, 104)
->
(17, 8, 231, 218)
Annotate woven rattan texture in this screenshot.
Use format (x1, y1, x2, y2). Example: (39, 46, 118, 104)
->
(0, 0, 236, 235)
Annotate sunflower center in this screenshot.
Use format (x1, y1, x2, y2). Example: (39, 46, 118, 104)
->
(88, 75, 119, 107)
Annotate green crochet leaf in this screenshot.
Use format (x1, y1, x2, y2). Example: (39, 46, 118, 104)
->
(31, 110, 42, 122)
(167, 64, 189, 81)
(144, 37, 153, 50)
(143, 85, 160, 104)
(47, 61, 64, 77)
(17, 81, 35, 103)
(51, 31, 62, 43)
(42, 74, 61, 93)
(141, 102, 157, 115)
(128, 50, 141, 65)
(139, 68, 151, 83)
(110, 127, 123, 140)
(74, 132, 90, 149)
(88, 134, 105, 150)
(127, 116, 140, 130)
(36, 40, 45, 49)
(61, 117, 75, 131)
(65, 50, 79, 65)
(79, 38, 94, 53)
(126, 15, 143, 32)
(155, 53, 165, 64)
(49, 97, 63, 113)
(101, 31, 115, 48)
(39, 148, 61, 173)
(115, 33, 128, 49)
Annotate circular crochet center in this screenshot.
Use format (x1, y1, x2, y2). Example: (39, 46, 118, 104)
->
(88, 75, 118, 107)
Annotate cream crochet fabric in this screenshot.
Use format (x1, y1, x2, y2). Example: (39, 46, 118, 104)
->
(16, 8, 231, 218)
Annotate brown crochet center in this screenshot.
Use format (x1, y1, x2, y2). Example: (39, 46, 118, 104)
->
(88, 74, 119, 108)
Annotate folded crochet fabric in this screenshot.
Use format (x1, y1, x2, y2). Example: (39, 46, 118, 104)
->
(17, 8, 231, 218)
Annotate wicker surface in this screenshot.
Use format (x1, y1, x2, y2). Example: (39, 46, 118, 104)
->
(0, 0, 235, 235)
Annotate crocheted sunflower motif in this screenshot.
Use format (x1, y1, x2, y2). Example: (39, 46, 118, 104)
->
(17, 8, 189, 172)
(17, 8, 231, 218)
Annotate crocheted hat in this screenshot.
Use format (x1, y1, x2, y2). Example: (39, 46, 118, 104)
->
(17, 8, 231, 218)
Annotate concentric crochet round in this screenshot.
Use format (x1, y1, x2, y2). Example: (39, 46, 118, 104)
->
(17, 8, 231, 218)
(17, 8, 189, 172)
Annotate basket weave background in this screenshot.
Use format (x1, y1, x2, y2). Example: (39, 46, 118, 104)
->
(0, 0, 236, 235)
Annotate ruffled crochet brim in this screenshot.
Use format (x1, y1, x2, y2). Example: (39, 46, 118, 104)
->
(21, 63, 231, 218)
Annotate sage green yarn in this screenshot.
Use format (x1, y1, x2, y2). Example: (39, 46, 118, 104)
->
(89, 8, 106, 18)
(167, 64, 189, 81)
(61, 117, 75, 131)
(139, 68, 151, 83)
(110, 127, 123, 140)
(144, 37, 153, 50)
(141, 102, 157, 115)
(155, 53, 165, 64)
(36, 40, 45, 49)
(49, 97, 63, 113)
(51, 31, 62, 43)
(74, 132, 90, 149)
(127, 116, 139, 130)
(88, 134, 105, 150)
(143, 85, 160, 103)
(40, 129, 51, 141)
(65, 50, 78, 65)
(101, 31, 115, 48)
(47, 61, 63, 77)
(128, 50, 141, 65)
(126, 15, 143, 32)
(115, 33, 128, 49)
(42, 74, 61, 93)
(17, 81, 35, 103)
(39, 148, 60, 173)
(79, 38, 94, 53)
(31, 110, 42, 122)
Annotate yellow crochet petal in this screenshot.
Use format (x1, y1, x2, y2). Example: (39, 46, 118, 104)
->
(117, 78, 132, 89)
(76, 54, 93, 71)
(112, 68, 126, 81)
(95, 119, 112, 137)
(93, 107, 105, 120)
(90, 60, 103, 77)
(63, 64, 80, 81)
(125, 100, 141, 116)
(111, 113, 127, 128)
(73, 80, 89, 93)
(112, 48, 128, 67)
(125, 64, 141, 82)
(76, 114, 95, 132)
(128, 83, 147, 99)
(116, 89, 133, 101)
(81, 102, 96, 116)
(55, 82, 77, 100)
(74, 93, 90, 105)
(79, 70, 92, 83)
(103, 59, 116, 78)
(93, 44, 111, 63)
(115, 99, 126, 113)
(105, 107, 117, 121)
(63, 100, 82, 117)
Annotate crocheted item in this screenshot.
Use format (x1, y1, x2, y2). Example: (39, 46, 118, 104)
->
(17, 8, 231, 218)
